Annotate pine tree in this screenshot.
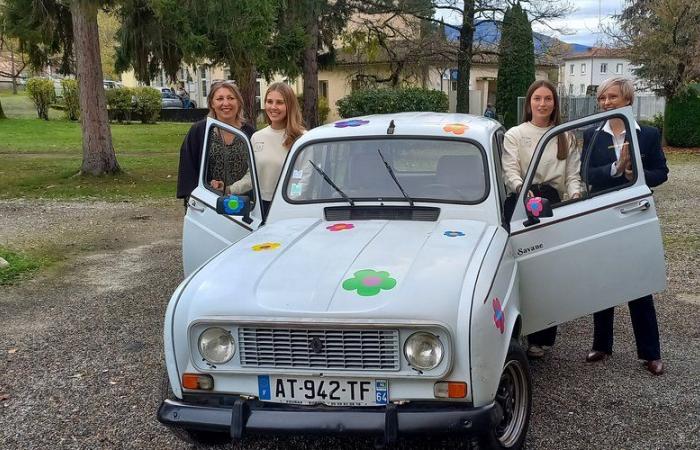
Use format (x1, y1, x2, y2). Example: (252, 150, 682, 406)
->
(495, 3, 535, 129)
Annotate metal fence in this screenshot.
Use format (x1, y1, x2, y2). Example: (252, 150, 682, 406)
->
(517, 95, 666, 124)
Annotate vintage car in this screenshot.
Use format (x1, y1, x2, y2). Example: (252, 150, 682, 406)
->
(158, 108, 665, 449)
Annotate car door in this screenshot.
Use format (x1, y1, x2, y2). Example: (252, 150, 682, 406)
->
(509, 106, 666, 334)
(183, 118, 264, 276)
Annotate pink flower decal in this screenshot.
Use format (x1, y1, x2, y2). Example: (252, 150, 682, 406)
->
(492, 298, 505, 334)
(335, 119, 369, 128)
(526, 197, 543, 217)
(326, 223, 355, 232)
(443, 123, 469, 135)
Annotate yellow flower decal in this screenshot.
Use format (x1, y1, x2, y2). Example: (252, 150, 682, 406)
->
(443, 123, 469, 135)
(251, 242, 281, 252)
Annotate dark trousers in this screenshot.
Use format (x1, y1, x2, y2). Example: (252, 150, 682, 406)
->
(592, 294, 661, 361)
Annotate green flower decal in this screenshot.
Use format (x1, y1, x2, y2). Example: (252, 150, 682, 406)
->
(342, 269, 397, 297)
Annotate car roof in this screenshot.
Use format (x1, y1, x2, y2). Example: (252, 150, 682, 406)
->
(294, 112, 502, 149)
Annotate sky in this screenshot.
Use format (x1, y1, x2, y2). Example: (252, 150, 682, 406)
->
(531, 0, 626, 47)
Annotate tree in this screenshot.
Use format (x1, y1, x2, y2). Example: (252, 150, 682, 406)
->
(0, 34, 28, 95)
(97, 10, 120, 80)
(2, 0, 120, 175)
(613, 0, 700, 99)
(495, 3, 535, 128)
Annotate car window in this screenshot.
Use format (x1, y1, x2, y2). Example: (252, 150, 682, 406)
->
(203, 125, 256, 204)
(284, 138, 488, 204)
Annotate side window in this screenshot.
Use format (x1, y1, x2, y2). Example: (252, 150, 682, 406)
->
(522, 117, 638, 209)
(492, 131, 507, 221)
(203, 125, 256, 205)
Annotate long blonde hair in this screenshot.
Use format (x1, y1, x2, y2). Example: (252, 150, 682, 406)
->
(264, 82, 305, 148)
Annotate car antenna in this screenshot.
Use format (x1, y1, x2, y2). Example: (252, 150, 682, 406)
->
(387, 119, 395, 135)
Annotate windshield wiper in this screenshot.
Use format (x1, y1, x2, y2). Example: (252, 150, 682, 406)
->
(308, 160, 354, 206)
(377, 149, 414, 207)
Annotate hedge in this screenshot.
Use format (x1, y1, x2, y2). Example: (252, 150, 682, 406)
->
(26, 78, 56, 120)
(133, 86, 161, 124)
(336, 88, 448, 118)
(664, 85, 700, 147)
(61, 79, 80, 121)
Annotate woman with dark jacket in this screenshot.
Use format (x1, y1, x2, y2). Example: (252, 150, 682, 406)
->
(176, 81, 255, 203)
(582, 77, 669, 375)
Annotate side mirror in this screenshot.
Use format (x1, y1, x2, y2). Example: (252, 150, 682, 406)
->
(216, 195, 252, 224)
(523, 196, 553, 227)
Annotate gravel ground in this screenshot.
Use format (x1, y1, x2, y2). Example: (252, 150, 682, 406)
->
(1, 155, 698, 449)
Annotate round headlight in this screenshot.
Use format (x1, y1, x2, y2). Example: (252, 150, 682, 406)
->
(404, 332, 444, 370)
(198, 327, 235, 364)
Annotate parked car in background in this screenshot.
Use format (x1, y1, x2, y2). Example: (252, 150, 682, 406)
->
(153, 85, 197, 109)
(103, 80, 124, 90)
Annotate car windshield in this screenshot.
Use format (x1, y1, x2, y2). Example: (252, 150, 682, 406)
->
(284, 138, 488, 204)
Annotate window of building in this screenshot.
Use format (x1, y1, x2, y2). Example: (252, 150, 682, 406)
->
(616, 63, 623, 74)
(451, 81, 458, 92)
(600, 63, 607, 74)
(581, 63, 586, 74)
(569, 84, 574, 95)
(319, 80, 329, 100)
(570, 64, 575, 75)
(580, 84, 586, 95)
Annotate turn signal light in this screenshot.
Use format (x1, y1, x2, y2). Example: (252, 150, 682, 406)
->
(182, 373, 214, 390)
(434, 381, 468, 398)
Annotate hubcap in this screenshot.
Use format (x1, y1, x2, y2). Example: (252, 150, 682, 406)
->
(494, 359, 529, 447)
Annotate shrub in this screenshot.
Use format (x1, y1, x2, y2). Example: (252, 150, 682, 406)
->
(296, 94, 331, 125)
(639, 113, 664, 134)
(106, 87, 135, 123)
(664, 85, 700, 147)
(26, 78, 56, 120)
(133, 86, 161, 124)
(336, 88, 448, 118)
(61, 79, 80, 121)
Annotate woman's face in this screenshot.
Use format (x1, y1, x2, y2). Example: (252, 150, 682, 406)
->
(597, 84, 630, 111)
(265, 90, 287, 127)
(530, 86, 555, 124)
(211, 87, 239, 123)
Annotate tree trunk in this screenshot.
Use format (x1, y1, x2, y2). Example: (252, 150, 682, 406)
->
(10, 51, 18, 95)
(456, 1, 476, 114)
(70, 0, 120, 175)
(0, 99, 6, 119)
(302, 9, 319, 129)
(234, 63, 258, 130)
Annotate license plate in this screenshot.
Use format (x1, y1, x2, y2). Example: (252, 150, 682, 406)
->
(257, 375, 388, 406)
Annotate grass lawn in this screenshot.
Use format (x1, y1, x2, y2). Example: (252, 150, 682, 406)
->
(0, 245, 47, 285)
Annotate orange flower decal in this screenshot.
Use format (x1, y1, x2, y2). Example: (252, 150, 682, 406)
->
(443, 123, 468, 135)
(251, 242, 281, 252)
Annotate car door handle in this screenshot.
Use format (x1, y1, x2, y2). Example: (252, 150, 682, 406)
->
(620, 199, 650, 214)
(187, 198, 205, 213)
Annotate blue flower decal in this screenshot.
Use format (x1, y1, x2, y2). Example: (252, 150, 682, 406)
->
(335, 119, 370, 128)
(222, 195, 245, 215)
(444, 231, 465, 237)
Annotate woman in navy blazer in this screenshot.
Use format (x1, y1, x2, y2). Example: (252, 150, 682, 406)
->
(582, 77, 669, 375)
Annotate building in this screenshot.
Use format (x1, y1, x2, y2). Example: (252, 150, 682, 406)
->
(558, 47, 648, 96)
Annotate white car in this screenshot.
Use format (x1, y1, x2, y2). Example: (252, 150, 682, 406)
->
(158, 108, 665, 449)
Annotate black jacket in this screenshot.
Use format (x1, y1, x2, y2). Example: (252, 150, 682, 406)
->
(582, 124, 668, 192)
(176, 119, 256, 199)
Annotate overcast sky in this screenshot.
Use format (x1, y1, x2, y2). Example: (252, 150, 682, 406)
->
(533, 0, 626, 47)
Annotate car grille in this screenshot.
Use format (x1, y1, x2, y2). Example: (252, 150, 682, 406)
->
(238, 327, 401, 371)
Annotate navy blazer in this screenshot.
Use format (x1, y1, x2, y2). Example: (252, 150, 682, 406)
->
(582, 124, 668, 193)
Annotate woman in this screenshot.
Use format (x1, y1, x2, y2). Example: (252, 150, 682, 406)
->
(502, 79, 582, 359)
(218, 82, 306, 216)
(582, 77, 668, 375)
(176, 81, 255, 203)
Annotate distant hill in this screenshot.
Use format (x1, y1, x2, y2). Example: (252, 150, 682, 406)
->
(444, 21, 592, 55)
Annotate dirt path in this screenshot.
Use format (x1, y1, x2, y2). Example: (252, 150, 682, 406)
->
(0, 153, 698, 449)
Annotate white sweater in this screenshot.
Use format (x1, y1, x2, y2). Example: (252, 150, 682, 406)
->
(229, 126, 289, 201)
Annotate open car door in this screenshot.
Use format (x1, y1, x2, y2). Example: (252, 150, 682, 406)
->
(183, 118, 264, 276)
(509, 107, 666, 334)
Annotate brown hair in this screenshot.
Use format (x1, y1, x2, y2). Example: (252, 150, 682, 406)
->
(523, 79, 569, 160)
(597, 77, 635, 105)
(207, 81, 246, 126)
(264, 82, 305, 148)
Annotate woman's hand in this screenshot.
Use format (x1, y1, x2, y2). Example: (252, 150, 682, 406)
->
(571, 192, 581, 199)
(615, 143, 631, 175)
(210, 179, 225, 191)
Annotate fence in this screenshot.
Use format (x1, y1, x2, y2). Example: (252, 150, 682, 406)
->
(517, 95, 666, 124)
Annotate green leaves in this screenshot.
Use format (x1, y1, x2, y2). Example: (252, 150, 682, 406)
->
(337, 88, 448, 118)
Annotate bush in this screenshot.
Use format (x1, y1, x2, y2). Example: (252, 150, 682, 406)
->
(336, 88, 448, 118)
(26, 78, 56, 120)
(133, 86, 161, 124)
(664, 86, 700, 147)
(296, 94, 331, 125)
(106, 87, 135, 123)
(639, 113, 664, 134)
(61, 79, 80, 121)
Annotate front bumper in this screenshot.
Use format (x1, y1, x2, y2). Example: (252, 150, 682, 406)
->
(158, 396, 500, 445)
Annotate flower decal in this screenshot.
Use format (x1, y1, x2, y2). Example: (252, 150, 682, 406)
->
(492, 297, 505, 334)
(443, 123, 469, 135)
(251, 242, 281, 252)
(526, 197, 543, 217)
(342, 269, 397, 297)
(335, 119, 370, 128)
(327, 223, 355, 232)
(443, 231, 465, 237)
(221, 195, 245, 215)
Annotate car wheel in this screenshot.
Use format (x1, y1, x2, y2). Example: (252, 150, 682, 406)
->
(479, 339, 532, 450)
(159, 372, 230, 448)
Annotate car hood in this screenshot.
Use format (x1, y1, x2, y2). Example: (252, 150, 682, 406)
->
(179, 218, 494, 321)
